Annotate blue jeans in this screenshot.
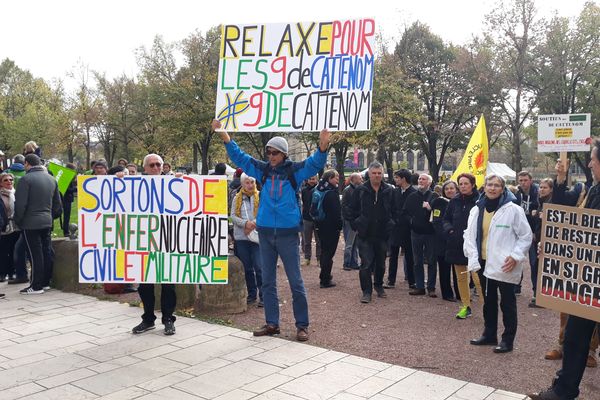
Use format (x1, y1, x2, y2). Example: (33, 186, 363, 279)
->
(342, 221, 359, 268)
(258, 230, 308, 329)
(236, 240, 263, 301)
(411, 232, 436, 290)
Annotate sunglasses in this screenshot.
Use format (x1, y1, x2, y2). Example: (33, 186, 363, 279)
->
(148, 162, 162, 168)
(266, 149, 281, 156)
(2, 179, 13, 182)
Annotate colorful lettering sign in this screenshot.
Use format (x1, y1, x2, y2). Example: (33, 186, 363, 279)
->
(537, 114, 591, 152)
(216, 19, 375, 132)
(537, 204, 600, 322)
(77, 175, 229, 284)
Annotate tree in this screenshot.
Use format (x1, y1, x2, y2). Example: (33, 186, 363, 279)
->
(394, 22, 476, 181)
(483, 0, 545, 173)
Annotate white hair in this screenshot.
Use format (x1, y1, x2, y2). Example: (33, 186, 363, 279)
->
(143, 153, 163, 167)
(240, 173, 255, 183)
(419, 173, 433, 183)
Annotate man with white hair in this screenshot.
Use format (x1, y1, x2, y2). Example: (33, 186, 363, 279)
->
(403, 173, 438, 296)
(132, 153, 177, 336)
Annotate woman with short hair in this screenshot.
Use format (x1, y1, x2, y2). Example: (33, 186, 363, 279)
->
(464, 173, 532, 353)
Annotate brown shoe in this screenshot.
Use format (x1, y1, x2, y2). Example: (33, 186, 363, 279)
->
(409, 288, 426, 296)
(544, 349, 562, 360)
(587, 353, 597, 368)
(296, 327, 309, 342)
(253, 324, 280, 337)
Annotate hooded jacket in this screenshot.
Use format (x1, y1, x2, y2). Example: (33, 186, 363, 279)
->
(7, 163, 25, 187)
(314, 179, 342, 233)
(225, 140, 327, 233)
(463, 188, 532, 284)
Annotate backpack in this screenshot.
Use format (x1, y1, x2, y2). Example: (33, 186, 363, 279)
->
(309, 189, 327, 221)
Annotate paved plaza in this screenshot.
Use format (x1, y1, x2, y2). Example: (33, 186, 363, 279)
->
(0, 285, 528, 400)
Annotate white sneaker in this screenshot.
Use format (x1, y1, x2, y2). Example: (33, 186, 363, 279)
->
(42, 286, 51, 291)
(20, 287, 44, 295)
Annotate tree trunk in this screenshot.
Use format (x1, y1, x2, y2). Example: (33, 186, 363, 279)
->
(192, 141, 199, 173)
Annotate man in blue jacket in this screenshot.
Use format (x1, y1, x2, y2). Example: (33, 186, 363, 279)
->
(212, 120, 330, 342)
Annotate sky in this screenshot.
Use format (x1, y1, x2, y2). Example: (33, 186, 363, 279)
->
(0, 0, 592, 84)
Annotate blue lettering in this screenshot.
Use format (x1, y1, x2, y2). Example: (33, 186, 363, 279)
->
(137, 179, 150, 212)
(166, 178, 184, 214)
(149, 178, 165, 213)
(112, 177, 126, 213)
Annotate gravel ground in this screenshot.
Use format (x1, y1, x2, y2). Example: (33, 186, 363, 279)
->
(201, 242, 600, 399)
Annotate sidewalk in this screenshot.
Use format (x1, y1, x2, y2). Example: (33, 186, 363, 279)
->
(0, 285, 528, 400)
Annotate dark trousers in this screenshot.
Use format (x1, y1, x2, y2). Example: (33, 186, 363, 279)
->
(62, 199, 73, 236)
(478, 262, 518, 346)
(138, 284, 177, 324)
(318, 229, 340, 284)
(554, 316, 599, 399)
(411, 232, 435, 290)
(437, 255, 456, 300)
(236, 240, 263, 301)
(357, 237, 387, 294)
(23, 228, 52, 290)
(530, 240, 539, 295)
(0, 231, 19, 278)
(388, 239, 414, 285)
(13, 232, 28, 279)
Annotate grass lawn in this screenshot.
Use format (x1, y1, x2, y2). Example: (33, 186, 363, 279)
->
(52, 195, 78, 237)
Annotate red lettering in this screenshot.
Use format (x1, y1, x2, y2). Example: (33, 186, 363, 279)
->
(269, 56, 287, 90)
(123, 251, 135, 282)
(331, 20, 342, 56)
(81, 214, 97, 248)
(244, 92, 263, 127)
(183, 176, 200, 215)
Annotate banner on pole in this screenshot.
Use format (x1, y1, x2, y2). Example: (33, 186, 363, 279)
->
(537, 114, 591, 152)
(47, 162, 77, 195)
(77, 175, 229, 284)
(216, 19, 376, 132)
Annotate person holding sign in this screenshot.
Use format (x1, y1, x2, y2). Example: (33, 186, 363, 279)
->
(464, 173, 532, 354)
(212, 119, 330, 342)
(132, 153, 177, 336)
(529, 147, 600, 400)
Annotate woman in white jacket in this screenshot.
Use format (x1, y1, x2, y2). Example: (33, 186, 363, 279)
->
(464, 173, 532, 354)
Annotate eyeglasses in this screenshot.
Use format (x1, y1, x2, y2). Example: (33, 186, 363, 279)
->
(266, 150, 281, 156)
(148, 162, 162, 168)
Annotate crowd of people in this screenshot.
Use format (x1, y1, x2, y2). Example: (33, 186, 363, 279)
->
(1, 128, 598, 399)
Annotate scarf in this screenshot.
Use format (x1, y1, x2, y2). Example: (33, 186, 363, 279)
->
(234, 187, 259, 219)
(0, 188, 15, 217)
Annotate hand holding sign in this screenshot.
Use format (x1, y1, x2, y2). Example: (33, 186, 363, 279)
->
(212, 119, 231, 144)
(319, 129, 331, 152)
(555, 158, 570, 185)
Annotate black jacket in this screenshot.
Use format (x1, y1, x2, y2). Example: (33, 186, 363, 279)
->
(403, 189, 436, 234)
(315, 183, 342, 233)
(390, 185, 416, 246)
(301, 182, 317, 221)
(349, 181, 395, 240)
(442, 189, 479, 265)
(341, 183, 357, 221)
(431, 196, 450, 256)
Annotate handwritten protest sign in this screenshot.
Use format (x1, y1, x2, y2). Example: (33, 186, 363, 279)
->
(537, 204, 600, 322)
(77, 175, 229, 284)
(216, 19, 375, 132)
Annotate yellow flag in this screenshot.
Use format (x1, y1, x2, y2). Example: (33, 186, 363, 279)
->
(451, 115, 488, 188)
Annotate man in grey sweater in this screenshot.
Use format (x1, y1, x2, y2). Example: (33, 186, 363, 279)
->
(14, 154, 62, 294)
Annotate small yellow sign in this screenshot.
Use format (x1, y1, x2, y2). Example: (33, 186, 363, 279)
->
(555, 128, 573, 138)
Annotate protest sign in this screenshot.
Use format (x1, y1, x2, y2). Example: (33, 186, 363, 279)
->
(47, 162, 77, 195)
(216, 19, 375, 132)
(77, 175, 229, 284)
(537, 113, 591, 153)
(537, 203, 600, 322)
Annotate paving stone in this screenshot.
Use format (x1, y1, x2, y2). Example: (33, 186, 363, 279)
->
(25, 384, 98, 400)
(451, 382, 496, 400)
(242, 372, 294, 394)
(136, 370, 195, 391)
(37, 367, 98, 389)
(0, 382, 45, 400)
(330, 393, 367, 400)
(276, 359, 380, 400)
(213, 388, 257, 400)
(221, 345, 266, 362)
(163, 335, 255, 365)
(345, 376, 396, 397)
(486, 390, 528, 400)
(252, 390, 306, 399)
(251, 341, 328, 368)
(375, 365, 417, 381)
(279, 359, 326, 378)
(381, 370, 467, 400)
(341, 355, 392, 371)
(77, 333, 179, 362)
(310, 350, 347, 364)
(136, 387, 204, 399)
(72, 356, 186, 395)
(0, 331, 95, 359)
(97, 386, 150, 399)
(87, 355, 141, 373)
(182, 357, 232, 376)
(175, 358, 281, 398)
